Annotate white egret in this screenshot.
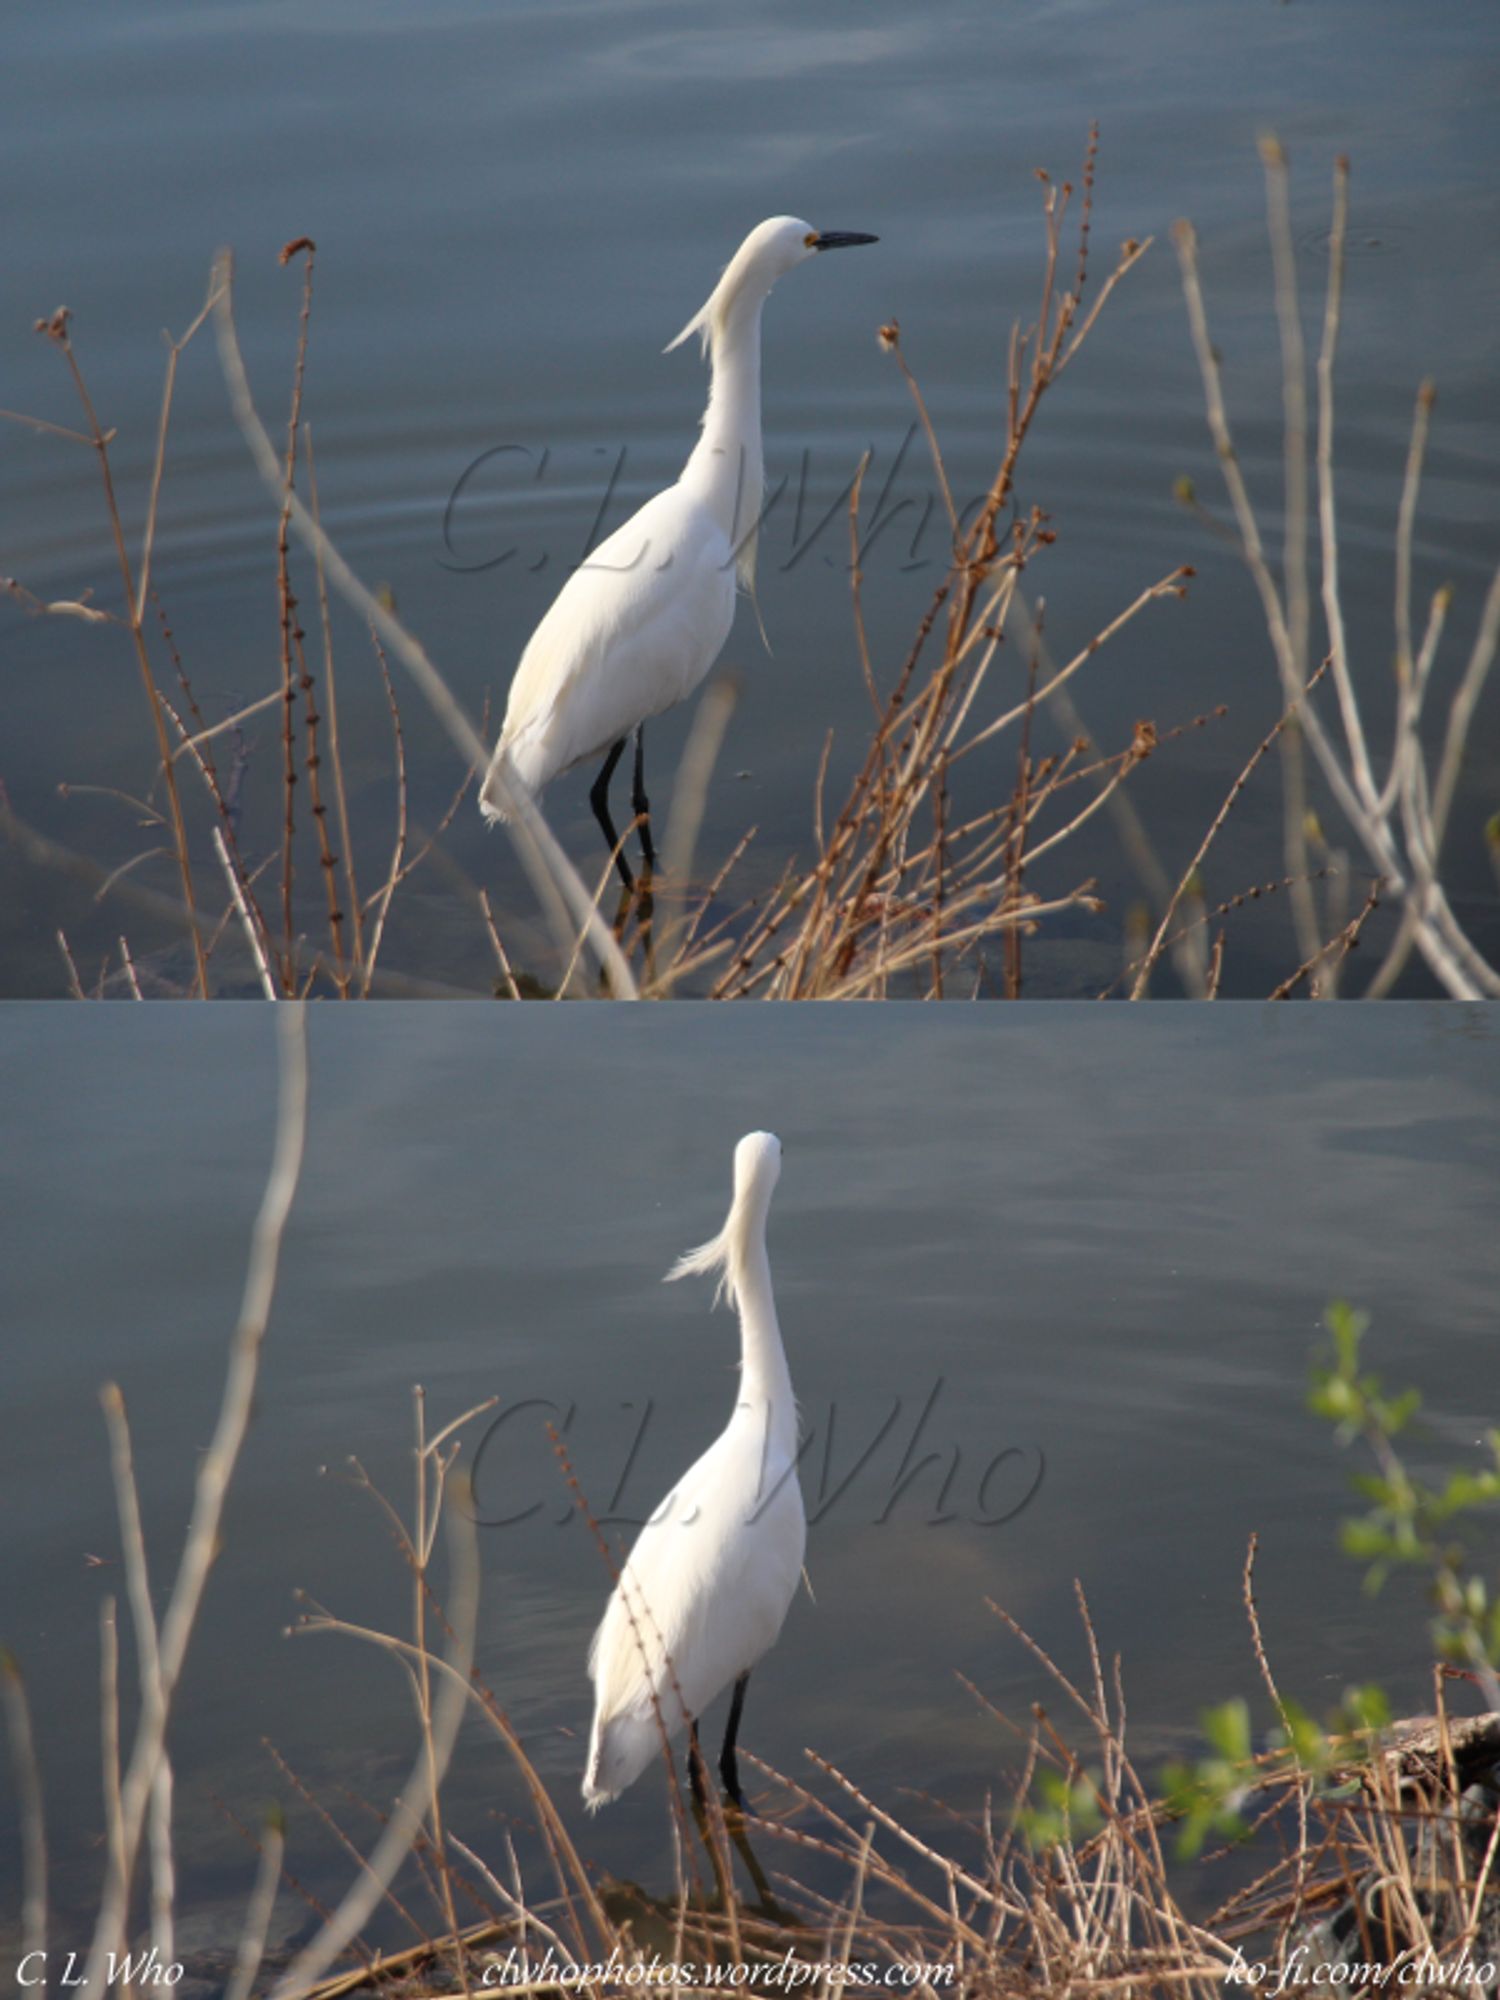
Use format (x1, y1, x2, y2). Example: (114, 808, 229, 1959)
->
(583, 1131, 804, 1811)
(479, 220, 877, 887)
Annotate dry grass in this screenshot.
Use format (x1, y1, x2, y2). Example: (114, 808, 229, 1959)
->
(210, 1555, 1500, 2000)
(674, 135, 1193, 1000)
(24, 1469, 1494, 2000)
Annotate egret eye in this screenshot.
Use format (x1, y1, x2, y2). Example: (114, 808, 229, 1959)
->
(804, 231, 818, 248)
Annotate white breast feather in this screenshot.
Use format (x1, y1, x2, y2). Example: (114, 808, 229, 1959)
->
(492, 484, 736, 805)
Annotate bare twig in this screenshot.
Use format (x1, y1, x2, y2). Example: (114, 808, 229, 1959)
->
(210, 250, 637, 1000)
(1175, 146, 1499, 999)
(271, 1496, 475, 2000)
(1132, 660, 1331, 997)
(213, 827, 279, 999)
(35, 304, 212, 995)
(1, 1650, 47, 1967)
(84, 1006, 309, 1987)
(224, 1809, 287, 2000)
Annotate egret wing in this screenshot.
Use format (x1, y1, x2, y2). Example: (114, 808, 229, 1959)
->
(587, 1427, 803, 1734)
(497, 485, 736, 797)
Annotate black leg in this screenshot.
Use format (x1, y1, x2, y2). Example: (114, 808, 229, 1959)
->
(631, 724, 656, 877)
(590, 737, 633, 890)
(688, 1720, 707, 1812)
(719, 1672, 750, 1809)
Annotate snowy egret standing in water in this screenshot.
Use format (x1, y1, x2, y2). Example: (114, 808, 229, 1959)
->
(583, 1131, 804, 1810)
(480, 220, 877, 887)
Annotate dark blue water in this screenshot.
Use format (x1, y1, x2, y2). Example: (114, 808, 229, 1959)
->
(2, 1004, 1496, 1958)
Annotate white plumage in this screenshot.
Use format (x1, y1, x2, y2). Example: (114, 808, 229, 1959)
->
(494, 487, 737, 801)
(583, 1131, 804, 1811)
(479, 218, 877, 878)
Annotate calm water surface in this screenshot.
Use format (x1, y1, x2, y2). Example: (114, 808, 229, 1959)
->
(2, 1005, 1496, 1951)
(2, 1, 1498, 993)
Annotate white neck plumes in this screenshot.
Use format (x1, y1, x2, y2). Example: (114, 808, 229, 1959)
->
(666, 231, 794, 593)
(662, 216, 876, 600)
(688, 309, 764, 593)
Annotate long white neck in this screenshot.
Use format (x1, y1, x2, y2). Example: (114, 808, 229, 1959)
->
(732, 1228, 796, 1460)
(666, 1176, 794, 1457)
(679, 297, 765, 590)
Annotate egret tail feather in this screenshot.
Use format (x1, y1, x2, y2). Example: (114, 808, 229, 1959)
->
(479, 742, 534, 826)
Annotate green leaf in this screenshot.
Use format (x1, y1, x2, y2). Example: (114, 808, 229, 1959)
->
(1337, 1684, 1391, 1733)
(1340, 1518, 1395, 1560)
(1202, 1697, 1251, 1765)
(1325, 1300, 1370, 1374)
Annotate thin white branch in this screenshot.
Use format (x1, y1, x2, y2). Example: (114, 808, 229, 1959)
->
(653, 672, 740, 996)
(270, 1485, 480, 2000)
(100, 1599, 125, 1903)
(1175, 187, 1495, 1001)
(1430, 563, 1500, 859)
(1314, 154, 1380, 818)
(212, 827, 278, 999)
(101, 1386, 176, 1969)
(1263, 139, 1311, 694)
(84, 1007, 309, 1988)
(224, 1814, 286, 2000)
(1, 1652, 47, 1966)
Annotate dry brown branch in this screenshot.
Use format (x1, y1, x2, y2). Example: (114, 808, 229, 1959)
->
(304, 424, 366, 981)
(210, 249, 639, 1001)
(1268, 876, 1383, 999)
(479, 888, 524, 1001)
(33, 304, 213, 995)
(262, 1741, 431, 1947)
(1132, 659, 1332, 997)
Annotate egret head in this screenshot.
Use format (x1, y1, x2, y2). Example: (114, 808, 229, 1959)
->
(732, 1130, 783, 1208)
(665, 1131, 783, 1305)
(743, 216, 880, 281)
(667, 218, 877, 355)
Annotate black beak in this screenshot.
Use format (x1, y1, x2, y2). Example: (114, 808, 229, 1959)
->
(810, 231, 879, 252)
